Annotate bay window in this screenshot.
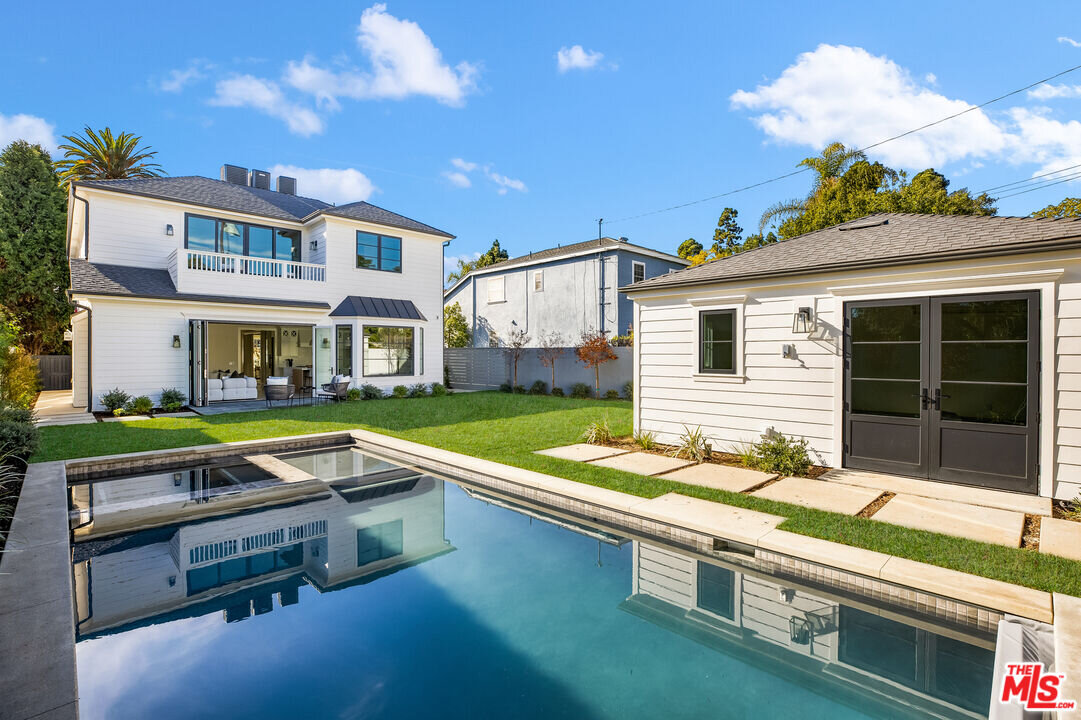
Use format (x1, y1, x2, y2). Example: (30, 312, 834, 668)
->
(363, 326, 415, 376)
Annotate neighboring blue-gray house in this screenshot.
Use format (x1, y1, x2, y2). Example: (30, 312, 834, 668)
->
(444, 237, 688, 347)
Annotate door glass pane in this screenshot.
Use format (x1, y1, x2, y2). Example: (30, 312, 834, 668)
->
(941, 299, 1027, 341)
(940, 382, 1026, 425)
(221, 222, 244, 255)
(186, 217, 217, 252)
(247, 225, 274, 258)
(940, 342, 1026, 383)
(851, 380, 921, 417)
(851, 343, 920, 379)
(336, 325, 352, 377)
(850, 304, 921, 342)
(314, 328, 332, 386)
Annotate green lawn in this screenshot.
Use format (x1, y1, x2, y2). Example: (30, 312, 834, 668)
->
(35, 392, 1081, 596)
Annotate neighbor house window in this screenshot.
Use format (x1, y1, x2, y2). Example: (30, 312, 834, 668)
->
(487, 276, 505, 304)
(363, 326, 415, 376)
(356, 231, 402, 272)
(184, 214, 303, 262)
(700, 309, 736, 373)
(632, 261, 646, 284)
(534, 270, 543, 291)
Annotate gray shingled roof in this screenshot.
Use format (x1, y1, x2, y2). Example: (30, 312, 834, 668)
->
(624, 213, 1081, 292)
(74, 176, 454, 238)
(487, 236, 686, 272)
(329, 296, 426, 320)
(69, 259, 330, 309)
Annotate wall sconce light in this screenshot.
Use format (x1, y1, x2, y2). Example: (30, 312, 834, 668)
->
(168, 575, 176, 587)
(782, 344, 797, 359)
(792, 306, 814, 334)
(165, 224, 174, 236)
(172, 335, 181, 348)
(309, 239, 318, 251)
(321, 337, 330, 348)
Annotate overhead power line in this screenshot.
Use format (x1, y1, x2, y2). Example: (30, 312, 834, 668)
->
(995, 169, 1081, 200)
(605, 61, 1081, 226)
(975, 162, 1081, 195)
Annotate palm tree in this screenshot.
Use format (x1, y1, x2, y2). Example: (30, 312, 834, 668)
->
(758, 142, 866, 231)
(56, 126, 163, 188)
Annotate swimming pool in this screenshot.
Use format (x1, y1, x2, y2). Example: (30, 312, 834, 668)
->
(69, 444, 995, 719)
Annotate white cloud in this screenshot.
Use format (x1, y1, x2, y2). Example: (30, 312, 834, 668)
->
(161, 60, 212, 92)
(556, 45, 605, 72)
(1059, 36, 1081, 47)
(1008, 108, 1081, 176)
(269, 164, 377, 203)
(730, 44, 1011, 168)
(1028, 83, 1081, 100)
(284, 4, 478, 108)
(443, 171, 471, 188)
(0, 112, 56, 151)
(442, 158, 526, 195)
(209, 75, 324, 136)
(924, 72, 937, 85)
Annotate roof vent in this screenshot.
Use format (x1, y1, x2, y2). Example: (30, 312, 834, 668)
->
(249, 169, 271, 190)
(220, 164, 248, 185)
(838, 219, 889, 232)
(618, 236, 629, 243)
(276, 175, 297, 195)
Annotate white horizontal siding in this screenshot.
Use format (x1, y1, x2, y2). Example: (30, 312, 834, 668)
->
(1056, 267, 1081, 496)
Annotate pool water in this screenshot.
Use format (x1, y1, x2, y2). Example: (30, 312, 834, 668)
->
(70, 446, 995, 719)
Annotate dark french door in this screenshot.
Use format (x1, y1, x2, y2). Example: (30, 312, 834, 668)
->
(843, 292, 1039, 494)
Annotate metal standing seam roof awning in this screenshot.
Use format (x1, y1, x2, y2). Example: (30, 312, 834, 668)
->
(329, 296, 427, 321)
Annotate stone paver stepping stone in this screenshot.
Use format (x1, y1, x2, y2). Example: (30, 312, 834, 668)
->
(663, 463, 776, 493)
(873, 494, 1025, 547)
(589, 451, 694, 476)
(752, 476, 882, 515)
(630, 492, 784, 545)
(102, 414, 152, 422)
(534, 443, 630, 462)
(1039, 517, 1081, 560)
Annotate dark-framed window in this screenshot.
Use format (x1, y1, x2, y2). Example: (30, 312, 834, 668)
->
(336, 325, 353, 377)
(184, 214, 303, 262)
(357, 520, 404, 567)
(356, 231, 402, 272)
(696, 561, 735, 619)
(363, 326, 415, 376)
(700, 309, 736, 374)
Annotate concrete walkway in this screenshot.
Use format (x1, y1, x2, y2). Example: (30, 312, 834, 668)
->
(32, 390, 95, 427)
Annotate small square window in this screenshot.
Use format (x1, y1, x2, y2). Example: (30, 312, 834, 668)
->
(700, 310, 735, 374)
(632, 261, 646, 284)
(487, 276, 505, 303)
(534, 270, 543, 292)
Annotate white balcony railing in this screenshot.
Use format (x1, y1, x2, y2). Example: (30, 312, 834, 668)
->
(183, 249, 326, 282)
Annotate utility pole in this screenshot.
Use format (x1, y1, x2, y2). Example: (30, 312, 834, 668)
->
(597, 218, 603, 240)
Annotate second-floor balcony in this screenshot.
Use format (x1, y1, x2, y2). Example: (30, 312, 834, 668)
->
(170, 249, 327, 288)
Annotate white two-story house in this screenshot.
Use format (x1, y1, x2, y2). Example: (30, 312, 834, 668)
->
(67, 165, 453, 411)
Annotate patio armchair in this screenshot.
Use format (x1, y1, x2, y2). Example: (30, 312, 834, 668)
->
(265, 377, 295, 407)
(317, 375, 351, 402)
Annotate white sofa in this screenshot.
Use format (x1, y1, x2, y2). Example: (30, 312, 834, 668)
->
(207, 375, 258, 402)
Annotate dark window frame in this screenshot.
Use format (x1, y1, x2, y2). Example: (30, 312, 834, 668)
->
(361, 324, 416, 377)
(699, 309, 737, 375)
(355, 231, 403, 273)
(336, 324, 353, 377)
(183, 212, 304, 262)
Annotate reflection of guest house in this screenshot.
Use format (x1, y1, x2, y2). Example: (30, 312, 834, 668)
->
(622, 543, 995, 719)
(72, 448, 453, 637)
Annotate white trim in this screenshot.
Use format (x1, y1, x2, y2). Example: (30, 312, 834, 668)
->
(486, 276, 506, 304)
(827, 268, 1065, 296)
(70, 292, 329, 314)
(632, 260, 646, 284)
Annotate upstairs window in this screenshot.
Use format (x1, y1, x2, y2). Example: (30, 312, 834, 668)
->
(487, 276, 505, 304)
(632, 260, 646, 284)
(534, 270, 543, 292)
(356, 231, 402, 272)
(184, 214, 303, 262)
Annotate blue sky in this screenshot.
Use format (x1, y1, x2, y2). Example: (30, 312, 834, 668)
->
(3, 1, 1080, 279)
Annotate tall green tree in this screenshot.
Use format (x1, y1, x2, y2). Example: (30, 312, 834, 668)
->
(443, 302, 471, 347)
(446, 239, 511, 284)
(677, 237, 702, 259)
(1032, 198, 1081, 219)
(55, 126, 163, 188)
(0, 141, 70, 354)
(710, 207, 743, 255)
(759, 142, 868, 231)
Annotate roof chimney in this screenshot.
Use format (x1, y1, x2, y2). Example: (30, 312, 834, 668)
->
(276, 175, 297, 195)
(249, 169, 271, 191)
(220, 164, 248, 185)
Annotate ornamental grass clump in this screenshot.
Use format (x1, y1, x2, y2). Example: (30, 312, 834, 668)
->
(580, 416, 613, 445)
(668, 425, 711, 463)
(633, 429, 656, 450)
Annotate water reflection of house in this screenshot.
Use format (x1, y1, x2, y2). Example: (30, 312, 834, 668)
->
(622, 543, 995, 720)
(73, 448, 453, 637)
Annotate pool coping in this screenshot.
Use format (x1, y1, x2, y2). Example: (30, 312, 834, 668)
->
(1, 428, 1069, 719)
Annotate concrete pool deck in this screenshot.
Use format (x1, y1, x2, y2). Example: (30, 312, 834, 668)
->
(2, 429, 1077, 719)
